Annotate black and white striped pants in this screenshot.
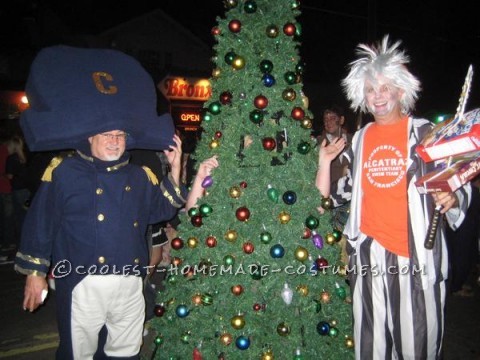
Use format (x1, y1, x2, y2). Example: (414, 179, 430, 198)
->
(348, 235, 445, 360)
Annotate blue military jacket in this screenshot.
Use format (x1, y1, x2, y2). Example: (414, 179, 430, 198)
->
(15, 150, 187, 287)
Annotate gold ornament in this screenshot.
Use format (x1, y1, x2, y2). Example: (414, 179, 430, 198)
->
(301, 118, 313, 129)
(296, 284, 309, 296)
(232, 56, 246, 70)
(220, 332, 233, 346)
(262, 349, 274, 360)
(345, 335, 355, 349)
(224, 229, 238, 242)
(326, 233, 336, 245)
(209, 139, 220, 149)
(278, 211, 291, 224)
(229, 186, 242, 199)
(320, 290, 331, 303)
(231, 314, 245, 329)
(294, 246, 309, 262)
(276, 322, 291, 336)
(212, 68, 221, 78)
(282, 88, 296, 101)
(192, 293, 202, 305)
(187, 236, 199, 248)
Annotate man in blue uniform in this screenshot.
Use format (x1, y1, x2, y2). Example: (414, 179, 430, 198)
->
(14, 46, 187, 359)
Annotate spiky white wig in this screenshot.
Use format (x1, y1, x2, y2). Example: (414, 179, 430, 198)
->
(342, 35, 421, 114)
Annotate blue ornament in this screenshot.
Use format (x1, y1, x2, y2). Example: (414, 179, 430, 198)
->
(235, 335, 250, 350)
(175, 304, 190, 318)
(316, 321, 330, 336)
(270, 244, 285, 258)
(282, 190, 297, 205)
(262, 73, 276, 87)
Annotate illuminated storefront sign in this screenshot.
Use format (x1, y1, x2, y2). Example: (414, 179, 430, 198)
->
(159, 76, 211, 101)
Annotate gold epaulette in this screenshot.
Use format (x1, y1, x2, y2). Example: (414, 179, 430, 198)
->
(41, 156, 64, 182)
(142, 166, 159, 185)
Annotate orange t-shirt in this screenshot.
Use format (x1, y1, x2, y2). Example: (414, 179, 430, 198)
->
(360, 117, 409, 256)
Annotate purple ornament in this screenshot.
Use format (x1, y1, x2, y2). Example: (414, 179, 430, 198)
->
(201, 175, 213, 188)
(312, 233, 324, 249)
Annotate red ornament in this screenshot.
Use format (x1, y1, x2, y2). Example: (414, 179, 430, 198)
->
(228, 19, 242, 33)
(262, 137, 276, 151)
(302, 228, 312, 239)
(243, 241, 255, 254)
(253, 303, 261, 311)
(154, 304, 166, 317)
(236, 206, 251, 221)
(239, 181, 247, 189)
(219, 91, 233, 105)
(215, 131, 223, 139)
(171, 237, 184, 250)
(205, 235, 217, 248)
(291, 107, 305, 120)
(191, 215, 203, 227)
(231, 284, 244, 295)
(315, 257, 329, 270)
(254, 95, 268, 109)
(211, 27, 221, 36)
(283, 22, 296, 36)
(193, 347, 203, 360)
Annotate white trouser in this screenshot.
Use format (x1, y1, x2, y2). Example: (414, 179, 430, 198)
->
(71, 275, 145, 359)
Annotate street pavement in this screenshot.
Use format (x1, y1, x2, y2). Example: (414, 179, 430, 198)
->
(0, 257, 479, 360)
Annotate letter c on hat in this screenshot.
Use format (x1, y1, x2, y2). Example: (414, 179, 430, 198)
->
(92, 72, 118, 95)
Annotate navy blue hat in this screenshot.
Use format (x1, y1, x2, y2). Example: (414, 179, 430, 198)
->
(21, 45, 174, 151)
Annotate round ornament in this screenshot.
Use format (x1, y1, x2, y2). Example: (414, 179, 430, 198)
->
(231, 314, 245, 329)
(276, 322, 291, 336)
(208, 101, 222, 115)
(244, 0, 257, 13)
(205, 235, 217, 248)
(243, 241, 255, 254)
(283, 22, 296, 36)
(224, 51, 236, 65)
(260, 231, 273, 244)
(229, 185, 242, 199)
(224, 229, 238, 242)
(231, 284, 244, 296)
(266, 24, 279, 38)
(154, 304, 166, 317)
(171, 237, 184, 250)
(220, 332, 233, 346)
(282, 190, 297, 205)
(175, 304, 189, 318)
(316, 321, 330, 336)
(262, 137, 276, 151)
(284, 71, 297, 85)
(219, 91, 233, 105)
(232, 56, 246, 70)
(291, 107, 305, 120)
(191, 214, 203, 227)
(236, 206, 251, 222)
(278, 211, 291, 224)
(297, 141, 311, 154)
(187, 236, 198, 248)
(262, 73, 276, 87)
(259, 59, 274, 73)
(223, 254, 235, 266)
(305, 215, 319, 229)
(254, 95, 268, 109)
(282, 88, 296, 101)
(249, 109, 264, 124)
(270, 244, 285, 258)
(235, 335, 250, 350)
(294, 246, 309, 262)
(228, 19, 241, 33)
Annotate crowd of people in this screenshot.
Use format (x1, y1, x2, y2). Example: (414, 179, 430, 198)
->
(2, 36, 478, 360)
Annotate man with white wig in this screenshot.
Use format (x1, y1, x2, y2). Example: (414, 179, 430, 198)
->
(316, 35, 471, 359)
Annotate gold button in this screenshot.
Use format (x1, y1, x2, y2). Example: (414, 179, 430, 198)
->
(97, 214, 105, 221)
(134, 258, 140, 264)
(96, 188, 103, 195)
(98, 256, 105, 264)
(133, 221, 139, 227)
(125, 185, 131, 191)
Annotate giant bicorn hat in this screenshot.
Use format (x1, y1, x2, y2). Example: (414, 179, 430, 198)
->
(20, 45, 174, 151)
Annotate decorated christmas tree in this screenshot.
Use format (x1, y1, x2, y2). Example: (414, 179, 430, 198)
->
(151, 1, 354, 358)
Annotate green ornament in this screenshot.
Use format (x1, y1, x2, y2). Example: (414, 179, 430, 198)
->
(305, 215, 319, 230)
(224, 254, 235, 266)
(208, 101, 222, 115)
(332, 229, 342, 241)
(224, 51, 236, 65)
(297, 141, 311, 154)
(154, 335, 164, 345)
(201, 293, 214, 305)
(259, 59, 274, 73)
(284, 71, 297, 85)
(199, 203, 213, 216)
(260, 231, 272, 244)
(244, 0, 257, 13)
(267, 186, 279, 202)
(329, 327, 339, 337)
(249, 109, 264, 124)
(188, 207, 199, 217)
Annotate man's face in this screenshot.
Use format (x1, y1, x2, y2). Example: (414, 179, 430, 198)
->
(323, 111, 343, 136)
(364, 75, 404, 118)
(88, 130, 127, 161)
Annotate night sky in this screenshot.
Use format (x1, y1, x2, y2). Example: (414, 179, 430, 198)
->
(2, 0, 480, 121)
